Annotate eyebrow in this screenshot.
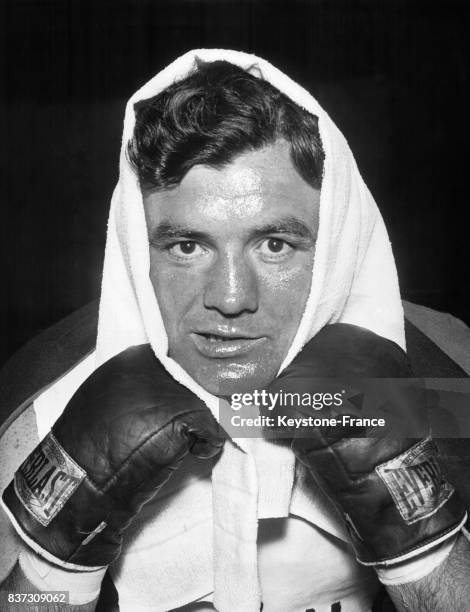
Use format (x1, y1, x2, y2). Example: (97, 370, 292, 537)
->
(150, 224, 209, 244)
(150, 217, 316, 245)
(250, 217, 316, 241)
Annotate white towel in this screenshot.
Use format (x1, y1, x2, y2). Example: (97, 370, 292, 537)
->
(34, 49, 405, 611)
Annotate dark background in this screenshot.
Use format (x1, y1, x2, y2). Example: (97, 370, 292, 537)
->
(1, 0, 469, 367)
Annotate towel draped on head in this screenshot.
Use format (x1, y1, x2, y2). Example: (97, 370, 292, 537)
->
(35, 49, 405, 611)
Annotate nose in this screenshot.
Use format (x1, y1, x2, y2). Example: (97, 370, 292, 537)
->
(203, 252, 259, 316)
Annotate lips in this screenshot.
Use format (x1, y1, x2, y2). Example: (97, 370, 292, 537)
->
(191, 331, 266, 358)
(202, 333, 251, 342)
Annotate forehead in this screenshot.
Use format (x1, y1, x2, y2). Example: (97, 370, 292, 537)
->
(143, 140, 320, 231)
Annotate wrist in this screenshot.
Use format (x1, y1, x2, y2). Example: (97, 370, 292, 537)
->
(375, 532, 459, 586)
(18, 550, 107, 606)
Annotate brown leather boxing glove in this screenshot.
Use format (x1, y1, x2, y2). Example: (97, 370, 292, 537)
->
(2, 344, 225, 570)
(269, 323, 467, 566)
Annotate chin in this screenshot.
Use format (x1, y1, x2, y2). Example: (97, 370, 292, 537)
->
(192, 363, 276, 397)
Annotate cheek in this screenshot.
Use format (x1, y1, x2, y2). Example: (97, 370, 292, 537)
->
(149, 258, 203, 334)
(259, 260, 313, 326)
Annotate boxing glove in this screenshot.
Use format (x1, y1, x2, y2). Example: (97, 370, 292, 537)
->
(269, 323, 467, 566)
(2, 344, 225, 570)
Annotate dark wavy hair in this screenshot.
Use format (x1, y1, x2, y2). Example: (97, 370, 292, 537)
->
(128, 59, 324, 192)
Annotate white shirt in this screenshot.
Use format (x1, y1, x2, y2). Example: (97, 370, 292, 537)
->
(112, 457, 378, 612)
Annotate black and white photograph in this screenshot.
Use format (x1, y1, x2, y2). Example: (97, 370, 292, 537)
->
(1, 1, 469, 611)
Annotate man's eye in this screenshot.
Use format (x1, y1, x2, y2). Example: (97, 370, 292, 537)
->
(168, 241, 207, 258)
(258, 238, 293, 257)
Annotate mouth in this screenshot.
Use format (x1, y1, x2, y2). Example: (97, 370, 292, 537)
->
(191, 331, 266, 358)
(200, 333, 251, 342)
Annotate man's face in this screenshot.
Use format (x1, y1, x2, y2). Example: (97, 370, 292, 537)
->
(143, 140, 320, 395)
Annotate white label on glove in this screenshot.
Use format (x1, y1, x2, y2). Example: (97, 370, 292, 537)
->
(376, 438, 454, 525)
(14, 432, 86, 526)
